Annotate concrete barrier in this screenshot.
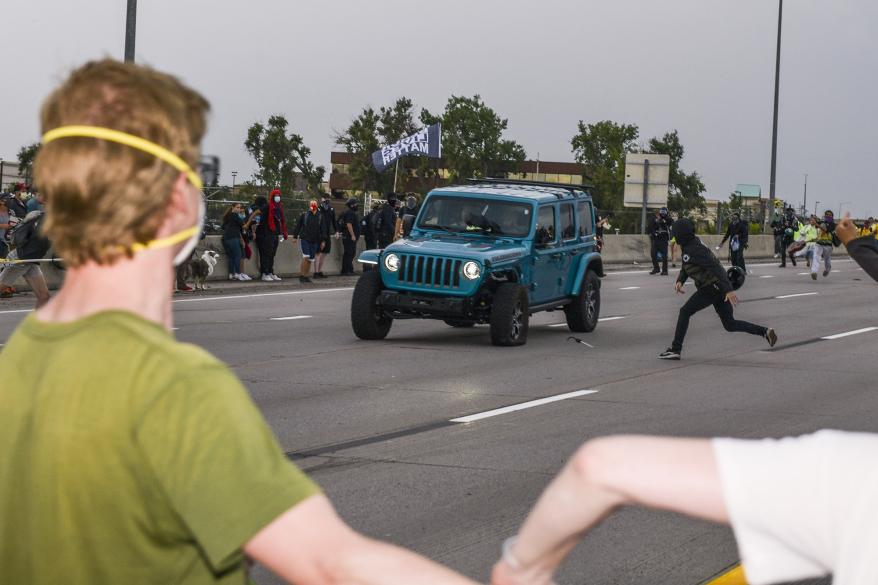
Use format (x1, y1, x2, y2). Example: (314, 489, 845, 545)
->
(600, 234, 847, 265)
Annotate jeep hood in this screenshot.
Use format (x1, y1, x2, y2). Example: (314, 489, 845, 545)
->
(387, 235, 527, 265)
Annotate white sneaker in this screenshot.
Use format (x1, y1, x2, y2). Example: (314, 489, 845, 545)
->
(261, 274, 274, 282)
(229, 274, 237, 281)
(271, 274, 282, 281)
(239, 274, 252, 281)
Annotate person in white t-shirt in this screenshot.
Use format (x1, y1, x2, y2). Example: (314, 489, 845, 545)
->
(491, 431, 878, 585)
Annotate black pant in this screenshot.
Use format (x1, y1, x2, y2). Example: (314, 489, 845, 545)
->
(730, 248, 746, 272)
(671, 285, 766, 351)
(342, 238, 357, 274)
(256, 233, 279, 275)
(780, 236, 796, 266)
(377, 232, 394, 249)
(651, 238, 669, 273)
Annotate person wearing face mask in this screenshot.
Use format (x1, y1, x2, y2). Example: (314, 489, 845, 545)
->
(255, 189, 287, 281)
(0, 59, 479, 585)
(647, 207, 672, 275)
(293, 200, 325, 284)
(778, 207, 799, 268)
(220, 202, 253, 281)
(338, 198, 361, 276)
(717, 212, 749, 274)
(659, 218, 776, 360)
(398, 194, 420, 239)
(313, 194, 337, 279)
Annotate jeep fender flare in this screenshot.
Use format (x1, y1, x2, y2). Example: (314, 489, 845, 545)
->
(358, 249, 382, 266)
(570, 252, 604, 295)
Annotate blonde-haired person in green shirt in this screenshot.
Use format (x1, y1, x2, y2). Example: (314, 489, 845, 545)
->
(0, 59, 476, 585)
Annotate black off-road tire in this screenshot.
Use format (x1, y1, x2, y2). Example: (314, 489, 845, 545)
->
(351, 271, 393, 340)
(565, 270, 601, 332)
(444, 320, 475, 328)
(490, 283, 529, 346)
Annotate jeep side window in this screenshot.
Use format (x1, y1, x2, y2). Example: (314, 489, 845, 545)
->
(560, 203, 576, 241)
(535, 205, 556, 247)
(578, 201, 594, 237)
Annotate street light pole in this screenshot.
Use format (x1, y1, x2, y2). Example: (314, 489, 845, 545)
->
(802, 173, 807, 215)
(231, 171, 238, 195)
(769, 0, 783, 207)
(814, 201, 821, 216)
(124, 0, 137, 62)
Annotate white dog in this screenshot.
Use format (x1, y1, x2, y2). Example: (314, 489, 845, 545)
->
(190, 250, 220, 291)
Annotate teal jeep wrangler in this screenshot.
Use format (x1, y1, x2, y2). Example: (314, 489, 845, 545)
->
(351, 179, 604, 346)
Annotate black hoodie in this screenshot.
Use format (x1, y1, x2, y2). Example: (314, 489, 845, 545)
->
(673, 219, 733, 294)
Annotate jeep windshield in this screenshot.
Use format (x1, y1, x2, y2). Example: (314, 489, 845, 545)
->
(417, 196, 532, 237)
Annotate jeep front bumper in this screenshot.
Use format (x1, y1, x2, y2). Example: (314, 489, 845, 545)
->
(379, 290, 475, 319)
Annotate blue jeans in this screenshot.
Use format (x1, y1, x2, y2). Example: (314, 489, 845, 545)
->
(222, 238, 243, 275)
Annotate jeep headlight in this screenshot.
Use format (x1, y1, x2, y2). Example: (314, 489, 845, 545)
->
(462, 261, 481, 280)
(384, 253, 400, 272)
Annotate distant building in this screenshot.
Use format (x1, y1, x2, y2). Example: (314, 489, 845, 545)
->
(329, 151, 586, 195)
(0, 158, 26, 191)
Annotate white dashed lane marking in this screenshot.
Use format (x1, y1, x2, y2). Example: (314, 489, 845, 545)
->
(619, 286, 641, 290)
(450, 389, 600, 423)
(821, 327, 878, 340)
(269, 316, 313, 321)
(549, 315, 627, 327)
(775, 292, 819, 299)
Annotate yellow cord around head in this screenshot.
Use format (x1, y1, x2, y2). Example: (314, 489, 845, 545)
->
(42, 125, 203, 190)
(129, 226, 201, 252)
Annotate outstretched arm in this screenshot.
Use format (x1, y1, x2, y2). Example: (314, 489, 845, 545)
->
(492, 436, 728, 585)
(246, 494, 478, 585)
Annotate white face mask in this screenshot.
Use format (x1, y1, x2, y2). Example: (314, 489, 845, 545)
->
(273, 196, 281, 203)
(172, 196, 205, 267)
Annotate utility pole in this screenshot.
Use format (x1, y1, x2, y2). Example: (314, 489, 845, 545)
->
(124, 0, 137, 62)
(231, 171, 238, 195)
(0, 158, 4, 191)
(802, 173, 807, 215)
(768, 0, 783, 208)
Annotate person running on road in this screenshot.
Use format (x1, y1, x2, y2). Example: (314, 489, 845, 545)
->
(492, 230, 878, 585)
(313, 193, 337, 279)
(778, 207, 799, 268)
(0, 59, 477, 585)
(810, 210, 839, 280)
(293, 200, 324, 284)
(717, 212, 749, 273)
(647, 207, 672, 275)
(658, 218, 776, 360)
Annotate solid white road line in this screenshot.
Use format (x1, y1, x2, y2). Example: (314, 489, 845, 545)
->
(619, 286, 640, 290)
(775, 292, 819, 299)
(173, 287, 354, 304)
(759, 275, 775, 279)
(269, 315, 312, 321)
(821, 327, 878, 340)
(450, 389, 600, 423)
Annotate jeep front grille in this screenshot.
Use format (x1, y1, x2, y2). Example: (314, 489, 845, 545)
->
(398, 255, 462, 289)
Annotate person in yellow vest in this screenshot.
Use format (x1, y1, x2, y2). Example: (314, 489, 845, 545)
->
(859, 217, 875, 238)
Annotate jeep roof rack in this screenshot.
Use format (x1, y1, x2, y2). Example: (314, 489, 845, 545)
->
(468, 177, 594, 198)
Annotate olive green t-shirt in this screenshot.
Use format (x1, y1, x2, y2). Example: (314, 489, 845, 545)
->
(0, 311, 318, 584)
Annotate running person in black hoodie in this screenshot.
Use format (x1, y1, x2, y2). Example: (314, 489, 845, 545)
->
(659, 218, 777, 360)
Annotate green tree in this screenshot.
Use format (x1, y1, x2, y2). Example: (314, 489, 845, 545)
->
(17, 142, 40, 185)
(335, 97, 418, 195)
(245, 115, 325, 196)
(570, 120, 639, 213)
(646, 130, 706, 214)
(420, 94, 526, 181)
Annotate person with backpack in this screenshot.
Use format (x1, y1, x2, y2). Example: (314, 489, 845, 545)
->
(313, 193, 337, 279)
(338, 198, 360, 276)
(376, 193, 400, 249)
(810, 209, 840, 280)
(292, 200, 324, 284)
(0, 208, 51, 307)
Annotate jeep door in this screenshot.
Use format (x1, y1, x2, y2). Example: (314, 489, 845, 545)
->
(556, 202, 582, 295)
(532, 204, 564, 303)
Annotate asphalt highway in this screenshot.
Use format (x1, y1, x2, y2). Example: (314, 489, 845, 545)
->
(1, 258, 873, 585)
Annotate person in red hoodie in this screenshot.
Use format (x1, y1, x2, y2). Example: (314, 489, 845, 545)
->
(255, 189, 288, 281)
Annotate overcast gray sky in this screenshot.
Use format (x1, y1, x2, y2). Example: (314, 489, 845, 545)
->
(3, 0, 876, 216)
